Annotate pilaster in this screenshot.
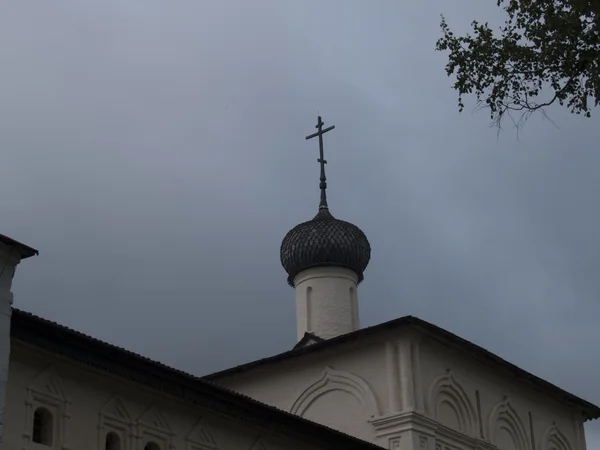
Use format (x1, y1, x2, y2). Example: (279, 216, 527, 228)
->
(398, 340, 415, 412)
(386, 341, 402, 414)
(384, 336, 422, 423)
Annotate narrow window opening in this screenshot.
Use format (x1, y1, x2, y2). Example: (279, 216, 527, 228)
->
(306, 286, 313, 332)
(105, 432, 122, 450)
(144, 441, 161, 450)
(32, 407, 54, 446)
(349, 286, 358, 329)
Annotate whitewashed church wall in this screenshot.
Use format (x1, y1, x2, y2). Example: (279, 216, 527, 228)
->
(3, 342, 322, 450)
(214, 329, 589, 450)
(217, 336, 389, 444)
(416, 334, 586, 450)
(0, 241, 22, 447)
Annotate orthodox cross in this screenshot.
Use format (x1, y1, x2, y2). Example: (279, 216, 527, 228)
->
(305, 115, 335, 209)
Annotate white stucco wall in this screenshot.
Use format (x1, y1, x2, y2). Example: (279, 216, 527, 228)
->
(3, 342, 330, 450)
(226, 336, 388, 443)
(294, 267, 360, 341)
(416, 332, 586, 450)
(216, 334, 389, 444)
(214, 328, 591, 450)
(0, 241, 22, 447)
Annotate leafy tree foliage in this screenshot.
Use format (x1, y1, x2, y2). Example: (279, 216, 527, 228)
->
(436, 0, 599, 128)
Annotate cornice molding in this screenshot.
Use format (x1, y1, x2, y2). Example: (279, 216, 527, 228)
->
(371, 411, 495, 449)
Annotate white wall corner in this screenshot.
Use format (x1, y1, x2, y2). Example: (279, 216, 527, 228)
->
(0, 238, 32, 449)
(0, 243, 22, 310)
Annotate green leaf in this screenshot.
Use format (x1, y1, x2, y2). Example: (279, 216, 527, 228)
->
(435, 0, 600, 129)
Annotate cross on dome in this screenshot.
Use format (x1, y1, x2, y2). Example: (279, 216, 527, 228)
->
(305, 115, 335, 210)
(280, 115, 371, 287)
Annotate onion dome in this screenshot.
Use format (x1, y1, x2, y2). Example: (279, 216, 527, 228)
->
(280, 206, 371, 286)
(280, 115, 371, 287)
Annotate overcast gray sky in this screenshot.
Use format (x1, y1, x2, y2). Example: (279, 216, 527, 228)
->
(2, 0, 599, 445)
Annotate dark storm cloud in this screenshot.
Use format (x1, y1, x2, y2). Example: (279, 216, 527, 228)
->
(1, 0, 598, 443)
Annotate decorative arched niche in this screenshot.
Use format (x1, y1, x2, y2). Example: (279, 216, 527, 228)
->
(98, 396, 134, 450)
(250, 436, 272, 450)
(186, 417, 219, 450)
(135, 405, 175, 450)
(540, 424, 572, 450)
(426, 369, 478, 437)
(487, 397, 530, 450)
(290, 366, 380, 419)
(22, 367, 71, 450)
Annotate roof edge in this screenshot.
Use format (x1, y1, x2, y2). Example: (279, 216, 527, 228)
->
(204, 315, 600, 421)
(0, 234, 38, 259)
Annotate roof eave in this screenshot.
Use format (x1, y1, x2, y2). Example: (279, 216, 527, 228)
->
(0, 234, 38, 259)
(10, 308, 381, 450)
(204, 316, 600, 421)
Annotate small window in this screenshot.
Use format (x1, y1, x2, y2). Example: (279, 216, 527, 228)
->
(32, 407, 53, 446)
(144, 442, 160, 450)
(105, 432, 121, 450)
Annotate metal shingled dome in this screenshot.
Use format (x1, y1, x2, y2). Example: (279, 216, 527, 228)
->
(280, 208, 371, 287)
